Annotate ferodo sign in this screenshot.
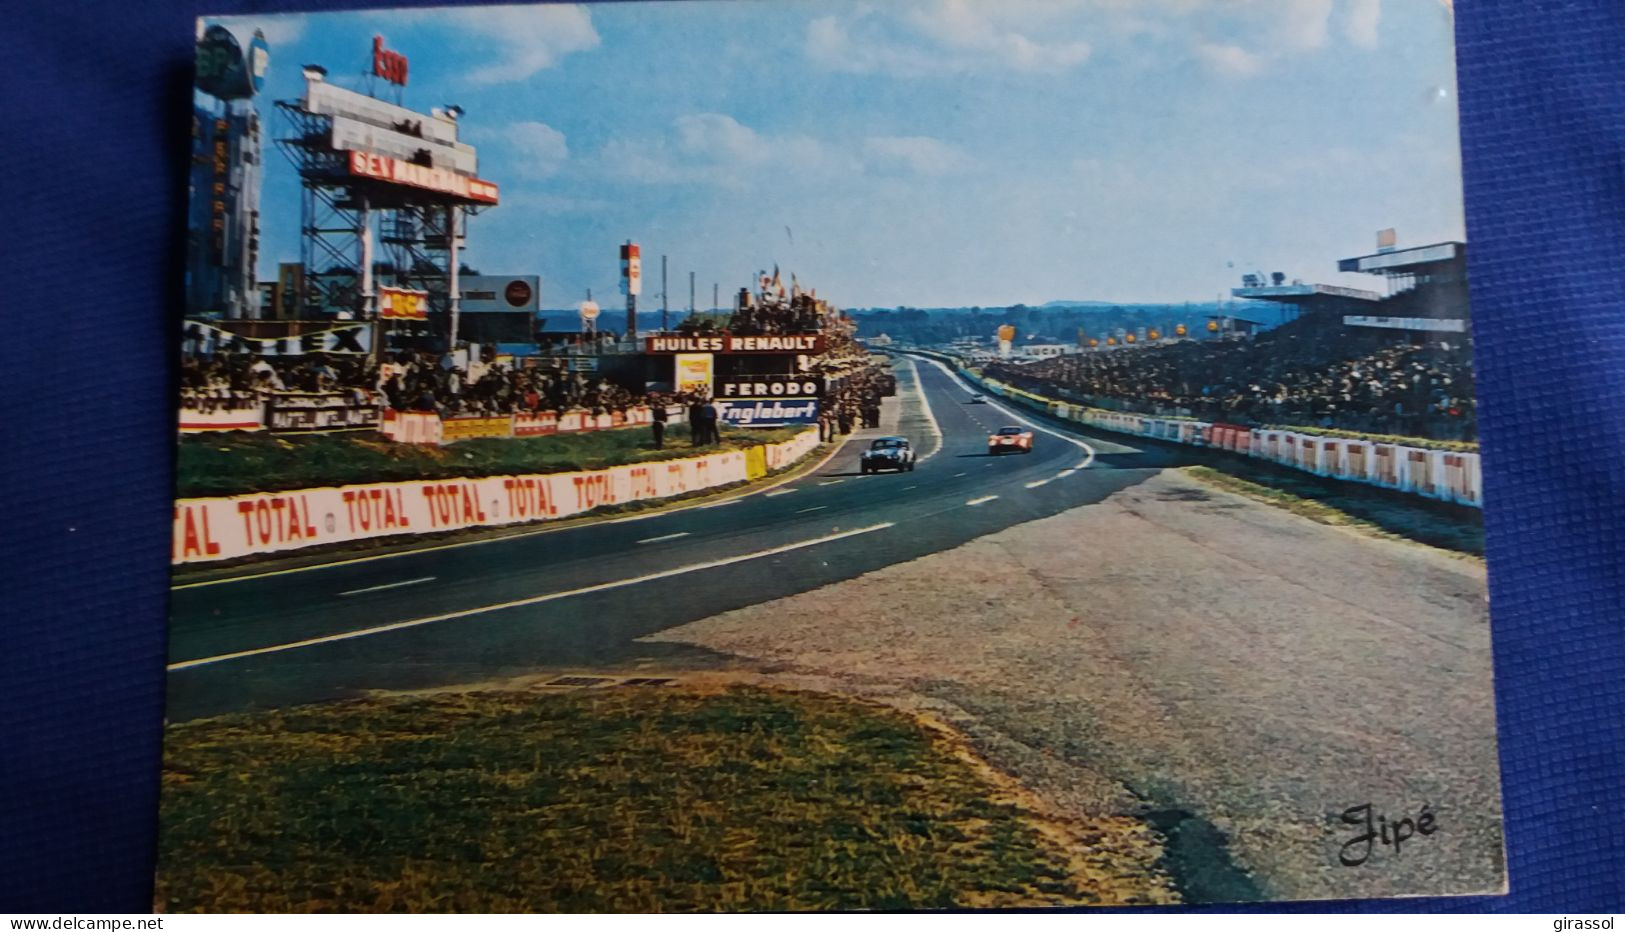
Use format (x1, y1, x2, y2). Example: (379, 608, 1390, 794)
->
(717, 377, 822, 399)
(172, 428, 818, 564)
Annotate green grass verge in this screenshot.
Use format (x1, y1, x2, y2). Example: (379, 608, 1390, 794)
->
(1184, 465, 1484, 558)
(177, 423, 797, 498)
(156, 686, 1174, 912)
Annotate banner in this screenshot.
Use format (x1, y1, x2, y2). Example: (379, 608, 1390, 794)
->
(674, 353, 714, 395)
(715, 375, 822, 399)
(379, 409, 443, 445)
(378, 285, 429, 320)
(266, 392, 380, 432)
(440, 415, 512, 442)
(178, 406, 266, 432)
(644, 334, 826, 354)
(182, 320, 372, 356)
(716, 399, 819, 426)
(172, 428, 819, 564)
(513, 411, 559, 436)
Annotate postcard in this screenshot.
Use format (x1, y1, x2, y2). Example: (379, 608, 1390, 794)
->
(161, 0, 1499, 910)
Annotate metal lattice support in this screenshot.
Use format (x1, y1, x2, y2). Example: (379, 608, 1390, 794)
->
(275, 99, 368, 321)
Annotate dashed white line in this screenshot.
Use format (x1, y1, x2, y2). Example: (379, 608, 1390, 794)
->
(903, 485, 918, 490)
(1024, 478, 1053, 489)
(966, 495, 1000, 506)
(796, 505, 827, 514)
(636, 532, 691, 545)
(953, 471, 968, 477)
(916, 356, 1097, 471)
(170, 523, 898, 671)
(698, 498, 742, 509)
(339, 576, 435, 597)
(765, 488, 798, 497)
(818, 479, 844, 486)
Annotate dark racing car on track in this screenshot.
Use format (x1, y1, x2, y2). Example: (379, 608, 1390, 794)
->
(988, 426, 1034, 455)
(860, 436, 916, 473)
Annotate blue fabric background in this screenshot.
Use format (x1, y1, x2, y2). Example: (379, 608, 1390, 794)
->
(2, 0, 1621, 913)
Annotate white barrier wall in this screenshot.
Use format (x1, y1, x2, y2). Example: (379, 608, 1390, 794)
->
(963, 369, 1482, 508)
(173, 428, 820, 564)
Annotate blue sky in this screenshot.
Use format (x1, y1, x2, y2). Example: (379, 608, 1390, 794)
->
(208, 0, 1463, 308)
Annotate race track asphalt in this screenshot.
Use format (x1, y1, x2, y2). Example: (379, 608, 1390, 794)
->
(165, 359, 1179, 721)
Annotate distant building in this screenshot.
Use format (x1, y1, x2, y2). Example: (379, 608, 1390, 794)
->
(186, 25, 269, 319)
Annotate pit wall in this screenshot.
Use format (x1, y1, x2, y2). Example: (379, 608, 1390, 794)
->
(172, 427, 822, 565)
(909, 351, 1482, 509)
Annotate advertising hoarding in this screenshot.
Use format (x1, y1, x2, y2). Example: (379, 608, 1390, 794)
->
(346, 150, 499, 204)
(715, 376, 822, 399)
(644, 334, 825, 354)
(378, 285, 429, 320)
(674, 353, 714, 395)
(716, 399, 820, 426)
(458, 276, 540, 313)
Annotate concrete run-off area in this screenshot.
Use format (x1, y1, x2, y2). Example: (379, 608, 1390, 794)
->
(645, 470, 1502, 903)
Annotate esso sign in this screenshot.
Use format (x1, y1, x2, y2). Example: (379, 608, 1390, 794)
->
(372, 36, 408, 86)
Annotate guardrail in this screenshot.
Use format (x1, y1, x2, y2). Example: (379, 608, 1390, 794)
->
(902, 350, 1482, 509)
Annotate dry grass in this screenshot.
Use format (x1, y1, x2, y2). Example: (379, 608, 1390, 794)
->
(157, 686, 1176, 912)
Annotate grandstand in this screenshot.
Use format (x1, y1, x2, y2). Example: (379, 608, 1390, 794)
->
(983, 237, 1476, 442)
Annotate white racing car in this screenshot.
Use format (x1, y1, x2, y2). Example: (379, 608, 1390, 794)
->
(860, 436, 916, 473)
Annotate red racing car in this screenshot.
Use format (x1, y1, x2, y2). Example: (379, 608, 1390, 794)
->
(988, 426, 1034, 455)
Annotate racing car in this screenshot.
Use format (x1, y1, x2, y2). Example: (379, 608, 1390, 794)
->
(860, 436, 916, 473)
(988, 425, 1034, 455)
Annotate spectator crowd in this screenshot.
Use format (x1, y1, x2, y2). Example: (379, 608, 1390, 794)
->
(983, 317, 1476, 441)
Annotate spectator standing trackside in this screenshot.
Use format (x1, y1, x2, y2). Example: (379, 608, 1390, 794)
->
(688, 398, 707, 447)
(651, 399, 668, 449)
(701, 397, 720, 445)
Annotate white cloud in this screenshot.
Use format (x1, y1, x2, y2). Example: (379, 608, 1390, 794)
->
(1195, 42, 1265, 77)
(601, 113, 850, 187)
(864, 136, 976, 176)
(1341, 0, 1383, 48)
(1272, 0, 1335, 51)
(385, 5, 599, 85)
(502, 121, 569, 178)
(807, 2, 1091, 76)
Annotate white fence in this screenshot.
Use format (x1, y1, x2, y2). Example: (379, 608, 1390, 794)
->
(967, 367, 1481, 508)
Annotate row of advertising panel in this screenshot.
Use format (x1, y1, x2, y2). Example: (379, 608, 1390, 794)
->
(174, 427, 821, 564)
(380, 407, 657, 445)
(973, 374, 1482, 508)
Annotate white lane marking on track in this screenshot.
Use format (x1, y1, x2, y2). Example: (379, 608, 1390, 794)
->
(169, 523, 898, 671)
(905, 356, 946, 461)
(698, 499, 741, 509)
(339, 576, 435, 597)
(818, 479, 843, 486)
(953, 471, 968, 477)
(903, 485, 918, 490)
(966, 495, 999, 506)
(765, 488, 798, 497)
(796, 505, 827, 514)
(917, 357, 1097, 471)
(636, 532, 691, 545)
(1024, 478, 1052, 489)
